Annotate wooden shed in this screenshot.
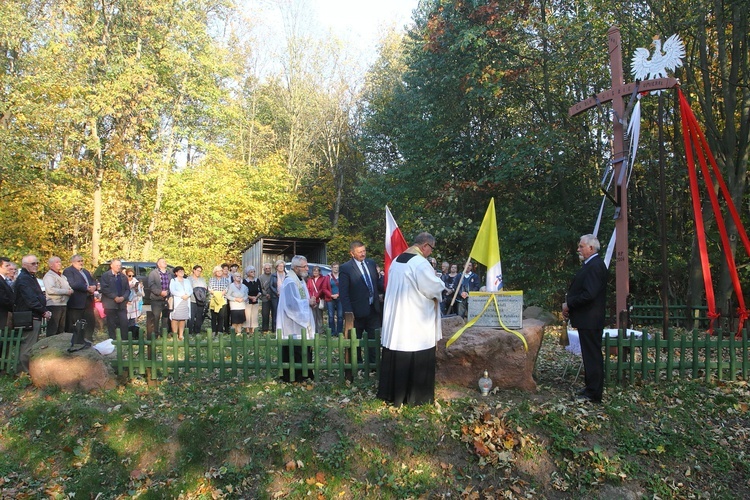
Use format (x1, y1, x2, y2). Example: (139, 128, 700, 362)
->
(241, 237, 329, 272)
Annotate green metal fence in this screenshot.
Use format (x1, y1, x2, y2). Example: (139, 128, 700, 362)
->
(114, 329, 381, 383)
(603, 328, 750, 384)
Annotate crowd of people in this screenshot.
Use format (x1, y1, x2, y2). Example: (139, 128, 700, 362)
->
(274, 234, 446, 406)
(2, 232, 609, 407)
(0, 248, 481, 360)
(0, 238, 497, 407)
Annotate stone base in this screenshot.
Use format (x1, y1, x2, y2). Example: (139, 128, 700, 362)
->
(29, 333, 117, 391)
(437, 316, 545, 393)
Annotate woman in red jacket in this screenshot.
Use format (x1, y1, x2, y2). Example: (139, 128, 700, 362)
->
(306, 266, 331, 333)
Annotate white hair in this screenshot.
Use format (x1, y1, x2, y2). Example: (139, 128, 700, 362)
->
(290, 255, 307, 268)
(579, 234, 601, 252)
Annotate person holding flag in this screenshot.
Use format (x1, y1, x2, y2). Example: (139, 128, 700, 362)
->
(456, 262, 480, 319)
(562, 234, 608, 403)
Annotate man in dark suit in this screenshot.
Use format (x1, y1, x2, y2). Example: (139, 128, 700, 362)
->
(99, 259, 129, 340)
(563, 234, 609, 403)
(340, 240, 383, 364)
(63, 254, 97, 340)
(0, 256, 15, 331)
(14, 255, 51, 372)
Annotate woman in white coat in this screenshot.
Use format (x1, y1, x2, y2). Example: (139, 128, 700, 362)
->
(169, 266, 193, 340)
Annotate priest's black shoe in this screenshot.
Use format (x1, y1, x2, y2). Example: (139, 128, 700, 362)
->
(575, 394, 601, 404)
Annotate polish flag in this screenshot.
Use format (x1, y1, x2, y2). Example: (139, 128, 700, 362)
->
(384, 205, 409, 287)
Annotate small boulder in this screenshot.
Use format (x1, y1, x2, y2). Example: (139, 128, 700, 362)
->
(523, 306, 558, 325)
(437, 316, 545, 392)
(29, 333, 117, 391)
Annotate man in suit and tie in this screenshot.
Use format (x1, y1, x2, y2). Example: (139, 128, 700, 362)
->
(0, 256, 15, 331)
(99, 259, 130, 340)
(340, 240, 384, 364)
(563, 234, 609, 403)
(63, 254, 97, 340)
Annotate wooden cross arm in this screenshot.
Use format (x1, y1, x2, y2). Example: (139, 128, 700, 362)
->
(569, 77, 679, 117)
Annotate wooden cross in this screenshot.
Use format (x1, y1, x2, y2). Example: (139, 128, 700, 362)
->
(569, 26, 678, 328)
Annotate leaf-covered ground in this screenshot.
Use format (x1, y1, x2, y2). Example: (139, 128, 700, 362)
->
(0, 326, 748, 499)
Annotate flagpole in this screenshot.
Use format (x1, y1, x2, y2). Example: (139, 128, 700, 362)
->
(449, 256, 473, 310)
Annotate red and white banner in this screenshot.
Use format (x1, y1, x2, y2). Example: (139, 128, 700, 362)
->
(384, 205, 408, 287)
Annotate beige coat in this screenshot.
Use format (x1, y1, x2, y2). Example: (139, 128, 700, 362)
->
(43, 270, 73, 306)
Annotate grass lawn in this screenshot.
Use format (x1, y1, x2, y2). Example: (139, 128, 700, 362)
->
(0, 325, 748, 499)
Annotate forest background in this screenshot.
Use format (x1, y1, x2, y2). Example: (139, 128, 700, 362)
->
(1, 0, 747, 313)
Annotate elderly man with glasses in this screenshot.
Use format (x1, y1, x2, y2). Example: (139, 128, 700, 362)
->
(13, 255, 51, 372)
(377, 232, 446, 407)
(276, 255, 316, 382)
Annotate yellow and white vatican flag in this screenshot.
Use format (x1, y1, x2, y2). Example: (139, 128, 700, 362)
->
(470, 198, 503, 291)
(446, 198, 527, 351)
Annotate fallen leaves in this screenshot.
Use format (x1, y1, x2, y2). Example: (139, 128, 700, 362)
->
(304, 471, 327, 487)
(460, 404, 533, 469)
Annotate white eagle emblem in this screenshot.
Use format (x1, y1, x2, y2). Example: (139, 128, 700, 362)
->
(631, 34, 685, 81)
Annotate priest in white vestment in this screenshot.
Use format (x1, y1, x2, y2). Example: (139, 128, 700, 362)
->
(377, 232, 446, 406)
(276, 255, 316, 381)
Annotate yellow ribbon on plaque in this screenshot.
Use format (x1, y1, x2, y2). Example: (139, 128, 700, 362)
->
(445, 291, 528, 350)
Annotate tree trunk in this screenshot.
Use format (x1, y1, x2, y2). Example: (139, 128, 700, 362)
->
(142, 153, 173, 259)
(691, 3, 749, 314)
(91, 118, 104, 267)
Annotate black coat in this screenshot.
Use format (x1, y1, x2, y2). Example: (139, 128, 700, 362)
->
(14, 269, 48, 319)
(269, 273, 285, 299)
(0, 276, 14, 313)
(567, 254, 608, 330)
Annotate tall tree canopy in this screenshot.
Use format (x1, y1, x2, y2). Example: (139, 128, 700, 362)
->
(1, 0, 747, 313)
(358, 0, 749, 310)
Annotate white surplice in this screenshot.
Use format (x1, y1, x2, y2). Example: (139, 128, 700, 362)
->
(276, 272, 316, 340)
(380, 251, 446, 352)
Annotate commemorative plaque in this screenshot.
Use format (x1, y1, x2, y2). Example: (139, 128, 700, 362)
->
(467, 291, 523, 329)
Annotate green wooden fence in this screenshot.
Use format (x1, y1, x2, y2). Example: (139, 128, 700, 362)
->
(0, 327, 23, 374)
(630, 301, 710, 328)
(6, 320, 750, 387)
(114, 329, 381, 383)
(602, 328, 750, 384)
